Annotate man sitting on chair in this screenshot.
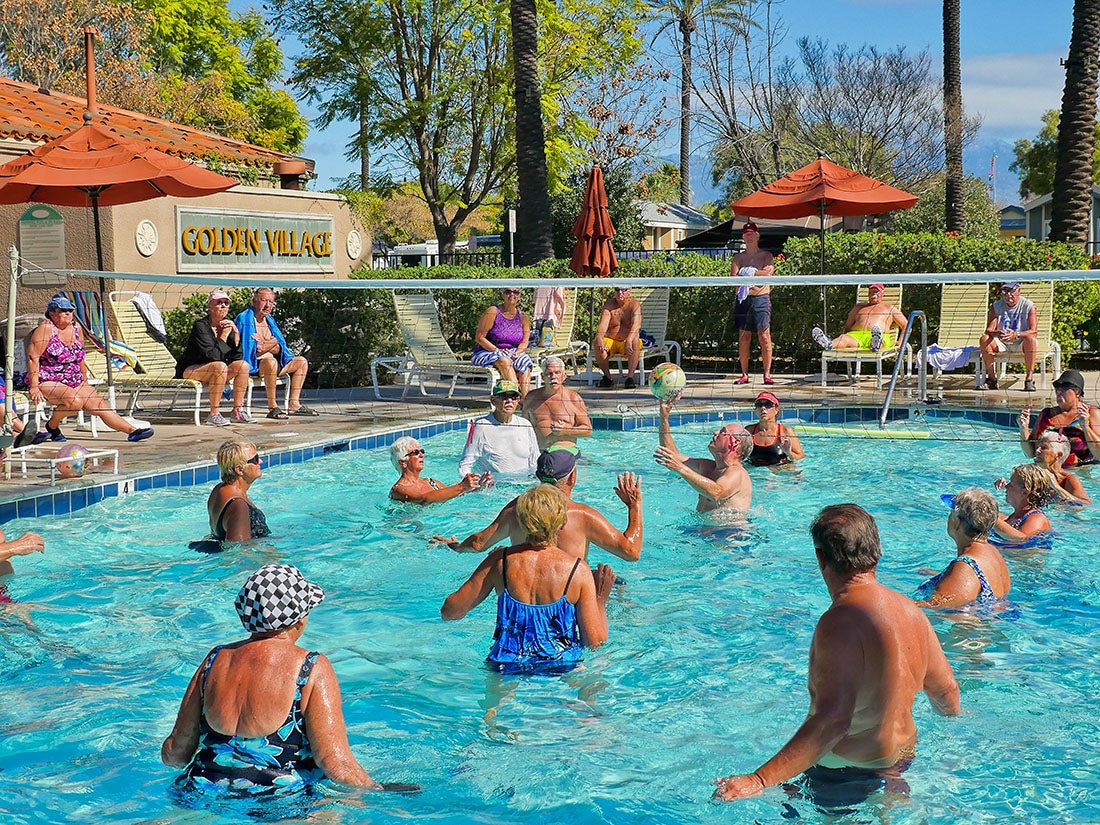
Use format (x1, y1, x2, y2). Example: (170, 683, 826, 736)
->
(593, 286, 642, 389)
(812, 283, 907, 353)
(234, 288, 317, 418)
(978, 281, 1037, 391)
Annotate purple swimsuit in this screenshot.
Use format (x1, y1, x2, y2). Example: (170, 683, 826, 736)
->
(474, 307, 525, 353)
(39, 324, 85, 388)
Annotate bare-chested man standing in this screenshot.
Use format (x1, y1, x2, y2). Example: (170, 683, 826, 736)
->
(714, 504, 960, 803)
(653, 394, 752, 512)
(812, 283, 907, 352)
(522, 356, 593, 450)
(434, 447, 643, 562)
(593, 286, 642, 389)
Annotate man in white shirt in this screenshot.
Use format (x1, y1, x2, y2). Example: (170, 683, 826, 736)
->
(458, 379, 540, 477)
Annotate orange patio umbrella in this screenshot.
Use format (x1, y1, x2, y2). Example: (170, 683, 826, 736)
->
(0, 115, 237, 388)
(731, 156, 918, 328)
(569, 166, 618, 278)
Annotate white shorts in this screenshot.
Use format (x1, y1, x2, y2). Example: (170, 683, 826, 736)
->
(991, 337, 1025, 353)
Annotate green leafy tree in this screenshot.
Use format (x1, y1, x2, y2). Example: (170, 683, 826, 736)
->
(1050, 0, 1100, 245)
(890, 175, 999, 240)
(636, 161, 683, 203)
(646, 0, 754, 206)
(1011, 110, 1100, 199)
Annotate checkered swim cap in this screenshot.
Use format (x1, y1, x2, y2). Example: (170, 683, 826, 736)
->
(235, 563, 325, 633)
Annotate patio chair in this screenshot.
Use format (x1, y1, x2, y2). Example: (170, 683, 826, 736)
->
(980, 280, 1061, 389)
(586, 286, 681, 386)
(107, 291, 206, 426)
(372, 289, 542, 399)
(528, 286, 589, 374)
(820, 285, 912, 389)
(925, 282, 990, 387)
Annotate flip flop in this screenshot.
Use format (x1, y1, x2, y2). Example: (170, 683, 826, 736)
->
(267, 407, 289, 420)
(290, 406, 320, 416)
(734, 375, 750, 385)
(763, 377, 775, 385)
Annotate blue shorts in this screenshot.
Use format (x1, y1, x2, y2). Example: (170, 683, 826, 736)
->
(735, 294, 771, 332)
(471, 349, 534, 374)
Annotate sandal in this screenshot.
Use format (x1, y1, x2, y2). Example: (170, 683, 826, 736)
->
(734, 375, 750, 385)
(267, 407, 289, 420)
(290, 406, 320, 417)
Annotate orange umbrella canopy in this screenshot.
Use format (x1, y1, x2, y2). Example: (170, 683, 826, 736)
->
(0, 120, 237, 206)
(730, 157, 917, 219)
(569, 166, 618, 277)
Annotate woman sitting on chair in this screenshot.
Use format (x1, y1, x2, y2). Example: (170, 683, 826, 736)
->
(471, 287, 534, 396)
(25, 295, 154, 444)
(175, 290, 254, 427)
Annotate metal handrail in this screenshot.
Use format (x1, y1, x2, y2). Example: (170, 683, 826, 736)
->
(880, 310, 927, 427)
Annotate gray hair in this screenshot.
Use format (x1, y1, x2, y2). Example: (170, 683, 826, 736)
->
(390, 435, 419, 471)
(951, 487, 998, 539)
(544, 356, 566, 371)
(810, 504, 882, 575)
(1038, 430, 1071, 463)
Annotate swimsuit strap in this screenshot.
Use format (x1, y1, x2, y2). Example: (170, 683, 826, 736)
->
(198, 645, 225, 701)
(214, 496, 244, 539)
(560, 558, 581, 600)
(294, 652, 319, 701)
(501, 547, 511, 592)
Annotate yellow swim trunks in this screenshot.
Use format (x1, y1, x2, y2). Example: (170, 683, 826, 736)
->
(849, 329, 896, 350)
(602, 337, 627, 357)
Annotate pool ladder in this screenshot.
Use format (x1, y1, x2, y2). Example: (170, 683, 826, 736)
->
(880, 310, 927, 428)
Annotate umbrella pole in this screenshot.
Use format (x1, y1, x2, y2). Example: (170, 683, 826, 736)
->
(5, 247, 18, 463)
(90, 193, 115, 397)
(819, 200, 827, 331)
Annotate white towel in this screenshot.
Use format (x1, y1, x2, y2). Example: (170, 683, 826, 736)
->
(918, 344, 979, 371)
(130, 292, 167, 338)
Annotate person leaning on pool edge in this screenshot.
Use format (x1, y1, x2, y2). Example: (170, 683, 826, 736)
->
(714, 504, 960, 802)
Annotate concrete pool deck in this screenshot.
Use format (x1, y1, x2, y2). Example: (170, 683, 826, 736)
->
(1, 367, 1090, 517)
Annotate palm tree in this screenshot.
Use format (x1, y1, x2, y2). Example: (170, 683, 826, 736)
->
(648, 0, 754, 206)
(511, 0, 554, 265)
(1050, 0, 1100, 246)
(943, 0, 964, 232)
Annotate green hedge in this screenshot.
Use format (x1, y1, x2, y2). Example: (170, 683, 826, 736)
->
(161, 234, 1097, 388)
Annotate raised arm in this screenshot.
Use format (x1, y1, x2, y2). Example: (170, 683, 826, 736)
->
(1019, 406, 1037, 459)
(714, 611, 860, 800)
(301, 654, 379, 788)
(780, 425, 805, 462)
(441, 550, 502, 620)
(656, 396, 687, 460)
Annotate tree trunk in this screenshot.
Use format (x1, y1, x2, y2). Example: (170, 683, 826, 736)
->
(679, 23, 693, 206)
(943, 0, 965, 232)
(1050, 0, 1100, 246)
(510, 0, 554, 265)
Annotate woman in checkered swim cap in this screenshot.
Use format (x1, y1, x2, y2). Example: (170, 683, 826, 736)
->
(162, 563, 416, 805)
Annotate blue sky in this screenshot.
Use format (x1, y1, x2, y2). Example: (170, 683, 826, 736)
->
(268, 0, 1075, 200)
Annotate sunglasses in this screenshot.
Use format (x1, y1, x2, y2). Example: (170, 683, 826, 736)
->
(246, 454, 262, 465)
(502, 289, 521, 296)
(944, 496, 979, 532)
(754, 400, 777, 409)
(405, 448, 425, 458)
(495, 394, 521, 401)
(614, 288, 630, 293)
(212, 300, 230, 306)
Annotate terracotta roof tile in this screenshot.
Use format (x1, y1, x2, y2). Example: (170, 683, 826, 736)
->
(0, 76, 312, 173)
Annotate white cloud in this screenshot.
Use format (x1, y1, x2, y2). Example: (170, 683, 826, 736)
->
(963, 52, 1065, 136)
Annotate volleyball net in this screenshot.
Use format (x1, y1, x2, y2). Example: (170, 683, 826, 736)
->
(7, 255, 1098, 445)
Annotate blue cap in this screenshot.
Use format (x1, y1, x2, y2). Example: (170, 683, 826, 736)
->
(46, 295, 75, 316)
(1001, 281, 1020, 291)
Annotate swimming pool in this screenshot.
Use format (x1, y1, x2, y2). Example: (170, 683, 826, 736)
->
(2, 418, 1099, 823)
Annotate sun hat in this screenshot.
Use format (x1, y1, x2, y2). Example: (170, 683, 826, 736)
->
(868, 283, 885, 291)
(208, 289, 231, 303)
(1001, 281, 1021, 291)
(755, 391, 780, 406)
(46, 295, 76, 316)
(1054, 369, 1086, 394)
(234, 563, 325, 633)
(491, 379, 521, 397)
(536, 446, 580, 482)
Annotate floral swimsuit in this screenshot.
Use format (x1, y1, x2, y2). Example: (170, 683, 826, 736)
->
(38, 324, 85, 388)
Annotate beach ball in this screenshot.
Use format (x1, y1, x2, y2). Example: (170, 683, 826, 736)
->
(57, 443, 89, 478)
(650, 362, 686, 400)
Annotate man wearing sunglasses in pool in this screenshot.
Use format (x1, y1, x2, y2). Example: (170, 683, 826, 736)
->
(457, 379, 540, 477)
(433, 447, 643, 563)
(714, 504, 960, 805)
(592, 285, 642, 389)
(653, 393, 752, 512)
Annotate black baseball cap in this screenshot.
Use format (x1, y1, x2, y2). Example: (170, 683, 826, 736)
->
(535, 446, 580, 481)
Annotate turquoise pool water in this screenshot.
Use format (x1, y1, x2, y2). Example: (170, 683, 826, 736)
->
(2, 420, 1099, 823)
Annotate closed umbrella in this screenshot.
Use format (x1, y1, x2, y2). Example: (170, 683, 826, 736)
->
(0, 115, 237, 391)
(731, 156, 918, 327)
(569, 167, 618, 382)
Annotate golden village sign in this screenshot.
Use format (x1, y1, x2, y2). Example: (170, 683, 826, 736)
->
(176, 206, 335, 274)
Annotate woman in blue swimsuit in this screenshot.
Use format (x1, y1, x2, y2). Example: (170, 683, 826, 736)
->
(206, 441, 271, 543)
(441, 484, 615, 671)
(162, 564, 384, 805)
(915, 487, 1011, 607)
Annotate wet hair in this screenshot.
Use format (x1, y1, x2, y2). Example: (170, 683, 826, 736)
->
(810, 504, 882, 575)
(515, 484, 568, 544)
(390, 435, 419, 471)
(1012, 464, 1055, 509)
(951, 487, 998, 540)
(1038, 430, 1071, 464)
(217, 440, 255, 483)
